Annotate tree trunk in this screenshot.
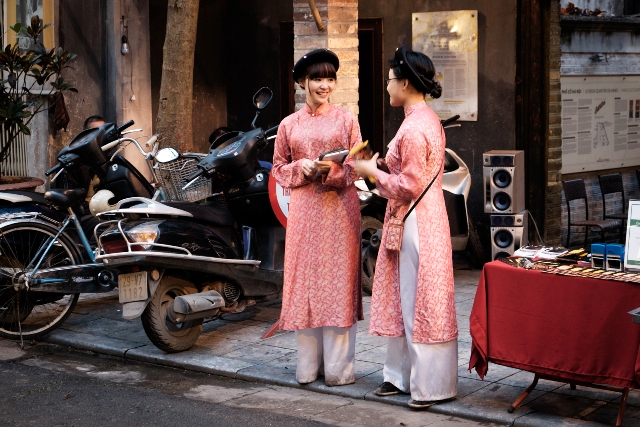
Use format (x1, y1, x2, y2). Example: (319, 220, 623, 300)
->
(156, 0, 200, 152)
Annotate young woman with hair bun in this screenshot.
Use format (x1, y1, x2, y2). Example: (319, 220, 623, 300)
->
(355, 46, 458, 409)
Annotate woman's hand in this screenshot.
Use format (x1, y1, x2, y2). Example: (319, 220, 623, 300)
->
(354, 153, 380, 178)
(301, 159, 317, 177)
(314, 160, 333, 174)
(377, 157, 389, 173)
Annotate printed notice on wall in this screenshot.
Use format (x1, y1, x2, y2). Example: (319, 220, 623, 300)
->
(412, 11, 478, 121)
(561, 75, 640, 174)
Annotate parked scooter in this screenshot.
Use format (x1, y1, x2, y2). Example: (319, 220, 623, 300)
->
(356, 117, 484, 293)
(95, 87, 283, 353)
(0, 121, 159, 242)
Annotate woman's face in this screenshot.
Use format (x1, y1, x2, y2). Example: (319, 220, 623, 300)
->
(304, 76, 336, 107)
(386, 68, 405, 107)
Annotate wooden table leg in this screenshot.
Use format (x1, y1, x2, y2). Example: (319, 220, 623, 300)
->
(616, 387, 629, 427)
(508, 374, 539, 413)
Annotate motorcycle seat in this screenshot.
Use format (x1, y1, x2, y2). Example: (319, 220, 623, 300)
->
(44, 188, 87, 207)
(163, 201, 235, 227)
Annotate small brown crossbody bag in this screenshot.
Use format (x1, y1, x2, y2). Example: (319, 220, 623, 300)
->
(385, 159, 443, 252)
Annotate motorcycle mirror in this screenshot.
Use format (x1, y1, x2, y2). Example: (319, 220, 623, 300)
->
(155, 147, 179, 163)
(253, 87, 273, 110)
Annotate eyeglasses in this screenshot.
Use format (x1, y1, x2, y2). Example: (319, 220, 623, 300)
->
(385, 78, 400, 85)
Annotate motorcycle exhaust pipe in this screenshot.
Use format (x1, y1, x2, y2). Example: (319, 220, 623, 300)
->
(166, 290, 226, 323)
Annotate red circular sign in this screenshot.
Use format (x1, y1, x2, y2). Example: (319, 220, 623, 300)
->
(268, 170, 289, 228)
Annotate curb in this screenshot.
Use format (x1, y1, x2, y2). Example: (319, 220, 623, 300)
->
(43, 331, 608, 427)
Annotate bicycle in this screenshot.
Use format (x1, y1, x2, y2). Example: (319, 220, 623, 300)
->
(0, 123, 161, 345)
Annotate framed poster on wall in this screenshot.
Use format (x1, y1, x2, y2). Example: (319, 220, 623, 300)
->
(3, 0, 55, 49)
(561, 75, 640, 174)
(412, 10, 478, 121)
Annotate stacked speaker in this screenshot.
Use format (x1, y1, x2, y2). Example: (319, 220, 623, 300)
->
(483, 150, 527, 260)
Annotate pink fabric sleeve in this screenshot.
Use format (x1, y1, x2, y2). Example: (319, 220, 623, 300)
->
(272, 122, 312, 189)
(323, 114, 362, 188)
(373, 127, 435, 202)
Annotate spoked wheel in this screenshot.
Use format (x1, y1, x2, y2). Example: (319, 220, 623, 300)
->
(141, 276, 203, 353)
(0, 221, 79, 340)
(361, 216, 383, 295)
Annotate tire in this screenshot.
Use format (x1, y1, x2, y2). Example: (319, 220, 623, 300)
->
(141, 276, 203, 353)
(361, 216, 383, 295)
(0, 221, 80, 340)
(465, 212, 486, 269)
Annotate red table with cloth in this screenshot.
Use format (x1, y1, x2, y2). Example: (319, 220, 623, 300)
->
(469, 261, 640, 425)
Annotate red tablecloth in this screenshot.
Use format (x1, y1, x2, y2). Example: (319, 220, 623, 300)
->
(469, 261, 640, 389)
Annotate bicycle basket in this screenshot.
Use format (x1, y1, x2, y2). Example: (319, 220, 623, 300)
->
(154, 154, 213, 202)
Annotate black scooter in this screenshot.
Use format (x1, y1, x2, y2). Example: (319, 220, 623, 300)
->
(96, 88, 283, 353)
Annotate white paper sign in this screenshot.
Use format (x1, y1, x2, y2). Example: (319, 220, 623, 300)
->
(561, 75, 640, 174)
(624, 201, 640, 270)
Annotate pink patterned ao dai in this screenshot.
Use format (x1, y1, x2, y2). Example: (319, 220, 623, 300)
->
(272, 102, 363, 331)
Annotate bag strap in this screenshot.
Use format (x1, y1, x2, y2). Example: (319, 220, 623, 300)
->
(401, 156, 443, 222)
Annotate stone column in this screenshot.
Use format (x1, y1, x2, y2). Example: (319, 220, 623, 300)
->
(293, 0, 359, 116)
(545, 0, 562, 246)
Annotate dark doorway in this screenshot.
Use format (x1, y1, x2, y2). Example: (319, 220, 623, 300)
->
(358, 18, 384, 155)
(279, 22, 294, 119)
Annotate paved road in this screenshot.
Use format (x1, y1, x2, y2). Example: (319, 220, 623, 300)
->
(0, 341, 502, 427)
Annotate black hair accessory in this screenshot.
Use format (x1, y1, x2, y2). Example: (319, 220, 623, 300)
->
(292, 49, 340, 82)
(394, 46, 429, 94)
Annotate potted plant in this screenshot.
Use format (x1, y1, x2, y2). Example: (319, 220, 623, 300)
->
(0, 15, 76, 189)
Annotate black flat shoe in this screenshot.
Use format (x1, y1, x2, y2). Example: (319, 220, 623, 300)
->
(408, 397, 456, 410)
(374, 382, 405, 396)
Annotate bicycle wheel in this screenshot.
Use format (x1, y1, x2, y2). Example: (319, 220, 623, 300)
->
(0, 221, 80, 340)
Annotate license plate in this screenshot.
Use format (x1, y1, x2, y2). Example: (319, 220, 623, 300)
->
(118, 271, 148, 303)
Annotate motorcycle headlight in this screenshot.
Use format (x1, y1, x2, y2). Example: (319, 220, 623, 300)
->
(125, 221, 162, 250)
(358, 190, 373, 203)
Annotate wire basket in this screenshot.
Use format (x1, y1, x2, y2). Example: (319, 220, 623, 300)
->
(154, 154, 213, 202)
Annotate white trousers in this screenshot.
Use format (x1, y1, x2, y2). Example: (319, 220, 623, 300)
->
(295, 324, 357, 386)
(382, 209, 458, 401)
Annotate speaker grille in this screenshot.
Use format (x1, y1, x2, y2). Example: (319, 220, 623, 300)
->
(493, 192, 512, 211)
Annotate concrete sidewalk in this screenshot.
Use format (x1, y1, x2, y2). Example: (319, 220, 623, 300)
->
(24, 263, 638, 427)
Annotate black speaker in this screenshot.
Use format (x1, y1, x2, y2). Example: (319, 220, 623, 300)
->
(490, 211, 528, 260)
(483, 150, 525, 213)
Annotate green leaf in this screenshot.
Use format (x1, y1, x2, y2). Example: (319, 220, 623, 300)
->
(10, 23, 22, 34)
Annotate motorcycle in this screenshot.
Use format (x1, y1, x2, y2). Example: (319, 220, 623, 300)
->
(0, 121, 159, 243)
(356, 117, 484, 294)
(95, 87, 283, 353)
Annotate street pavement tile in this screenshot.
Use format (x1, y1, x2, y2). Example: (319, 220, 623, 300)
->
(0, 338, 26, 361)
(356, 333, 389, 347)
(221, 324, 278, 343)
(217, 309, 268, 323)
(260, 331, 297, 350)
(455, 299, 475, 316)
(455, 292, 476, 303)
(611, 388, 640, 407)
(497, 370, 564, 392)
(354, 360, 383, 379)
(439, 383, 544, 424)
(126, 345, 255, 376)
(59, 317, 135, 337)
(235, 355, 298, 387)
(58, 313, 102, 327)
(583, 398, 640, 427)
(461, 361, 520, 383)
(221, 343, 294, 364)
(43, 329, 145, 357)
(524, 390, 612, 419)
(200, 319, 253, 335)
(191, 335, 252, 356)
(354, 342, 378, 355)
(239, 306, 281, 322)
(457, 376, 491, 398)
(457, 344, 472, 367)
(354, 345, 387, 364)
(554, 382, 626, 403)
(183, 383, 270, 404)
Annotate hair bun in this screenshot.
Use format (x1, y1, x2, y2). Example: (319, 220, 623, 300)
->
(429, 80, 442, 99)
